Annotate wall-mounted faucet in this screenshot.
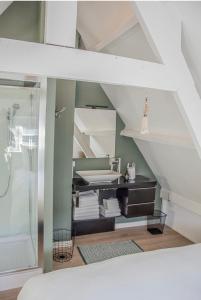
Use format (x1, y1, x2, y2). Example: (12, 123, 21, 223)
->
(55, 106, 66, 118)
(110, 157, 121, 173)
(72, 160, 76, 177)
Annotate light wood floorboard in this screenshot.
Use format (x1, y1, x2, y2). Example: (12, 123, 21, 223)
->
(0, 288, 21, 300)
(0, 226, 192, 300)
(53, 225, 192, 269)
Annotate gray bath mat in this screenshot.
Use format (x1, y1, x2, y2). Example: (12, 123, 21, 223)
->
(78, 240, 143, 264)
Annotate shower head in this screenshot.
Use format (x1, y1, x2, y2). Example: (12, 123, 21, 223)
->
(12, 103, 20, 117)
(13, 103, 20, 110)
(7, 103, 20, 120)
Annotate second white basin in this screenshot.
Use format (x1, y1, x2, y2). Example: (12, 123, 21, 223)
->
(76, 170, 122, 183)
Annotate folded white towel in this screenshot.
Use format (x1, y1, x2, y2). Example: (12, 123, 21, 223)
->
(100, 212, 121, 217)
(73, 213, 100, 220)
(99, 205, 121, 217)
(100, 211, 121, 217)
(79, 191, 98, 198)
(74, 215, 99, 220)
(100, 204, 120, 211)
(79, 197, 98, 204)
(74, 211, 99, 216)
(79, 191, 96, 196)
(103, 199, 108, 209)
(79, 198, 99, 204)
(79, 194, 98, 200)
(104, 198, 120, 210)
(74, 210, 99, 216)
(73, 191, 100, 220)
(74, 206, 99, 213)
(100, 206, 120, 214)
(73, 197, 99, 207)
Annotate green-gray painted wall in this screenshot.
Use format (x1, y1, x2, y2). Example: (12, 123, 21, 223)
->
(0, 1, 41, 42)
(54, 80, 76, 230)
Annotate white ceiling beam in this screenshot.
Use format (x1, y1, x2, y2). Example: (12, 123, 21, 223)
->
(0, 38, 176, 92)
(0, 71, 40, 83)
(44, 1, 77, 47)
(0, 1, 12, 15)
(90, 16, 138, 52)
(133, 2, 182, 65)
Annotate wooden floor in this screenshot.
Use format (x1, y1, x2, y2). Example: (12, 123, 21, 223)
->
(0, 226, 192, 300)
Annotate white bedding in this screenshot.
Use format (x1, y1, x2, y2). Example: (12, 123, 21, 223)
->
(18, 244, 201, 300)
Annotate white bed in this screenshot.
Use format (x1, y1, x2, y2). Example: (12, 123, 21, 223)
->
(18, 244, 201, 300)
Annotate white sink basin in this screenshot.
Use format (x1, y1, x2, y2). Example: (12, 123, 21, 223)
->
(76, 170, 122, 183)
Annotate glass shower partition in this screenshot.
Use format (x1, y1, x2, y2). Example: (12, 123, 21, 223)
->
(0, 77, 44, 273)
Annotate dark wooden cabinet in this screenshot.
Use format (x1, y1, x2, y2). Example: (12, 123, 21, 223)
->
(72, 176, 157, 234)
(117, 186, 156, 217)
(73, 217, 115, 236)
(122, 202, 154, 217)
(127, 187, 155, 204)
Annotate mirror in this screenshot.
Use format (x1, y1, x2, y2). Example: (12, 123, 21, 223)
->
(73, 108, 116, 158)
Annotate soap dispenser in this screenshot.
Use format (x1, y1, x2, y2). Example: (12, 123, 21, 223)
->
(127, 162, 136, 181)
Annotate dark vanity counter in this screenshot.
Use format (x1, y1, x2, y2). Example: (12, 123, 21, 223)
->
(72, 175, 157, 236)
(73, 175, 157, 192)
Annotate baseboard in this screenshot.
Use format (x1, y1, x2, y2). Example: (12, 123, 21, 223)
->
(0, 267, 42, 291)
(115, 220, 147, 229)
(161, 188, 201, 216)
(162, 198, 201, 243)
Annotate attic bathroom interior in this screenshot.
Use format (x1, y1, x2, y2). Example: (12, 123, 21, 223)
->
(2, 2, 201, 296)
(54, 79, 160, 237)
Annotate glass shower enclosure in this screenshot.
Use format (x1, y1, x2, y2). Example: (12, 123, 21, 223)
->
(0, 75, 45, 274)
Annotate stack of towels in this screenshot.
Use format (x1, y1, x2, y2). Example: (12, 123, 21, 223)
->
(73, 191, 99, 220)
(100, 198, 121, 217)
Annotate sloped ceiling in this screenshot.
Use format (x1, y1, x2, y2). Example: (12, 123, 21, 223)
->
(102, 23, 158, 63)
(77, 2, 201, 205)
(77, 1, 138, 51)
(172, 1, 201, 97)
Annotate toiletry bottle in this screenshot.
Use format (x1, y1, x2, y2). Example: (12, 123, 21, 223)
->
(125, 169, 129, 181)
(127, 162, 136, 181)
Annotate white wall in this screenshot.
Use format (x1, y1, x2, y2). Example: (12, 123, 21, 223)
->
(163, 199, 201, 243)
(135, 141, 201, 203)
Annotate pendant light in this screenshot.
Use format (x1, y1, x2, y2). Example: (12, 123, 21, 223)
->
(140, 97, 149, 134)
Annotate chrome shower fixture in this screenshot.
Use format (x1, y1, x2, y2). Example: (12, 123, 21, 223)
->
(0, 103, 20, 198)
(12, 103, 20, 116)
(7, 103, 20, 120)
(55, 106, 66, 118)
